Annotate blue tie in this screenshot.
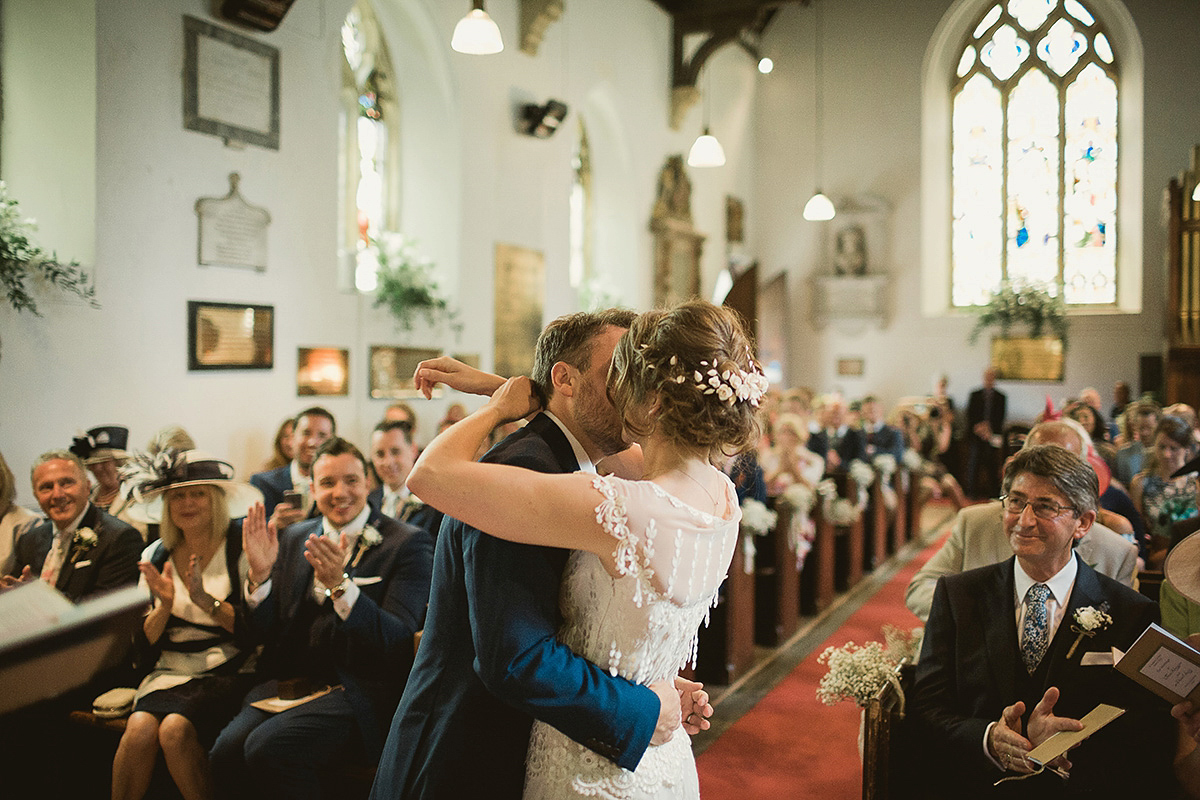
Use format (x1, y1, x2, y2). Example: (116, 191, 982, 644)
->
(1021, 583, 1052, 673)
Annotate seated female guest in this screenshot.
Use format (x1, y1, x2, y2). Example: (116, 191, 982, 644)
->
(759, 412, 823, 496)
(262, 418, 295, 472)
(1131, 415, 1200, 568)
(0, 449, 40, 576)
(111, 450, 261, 800)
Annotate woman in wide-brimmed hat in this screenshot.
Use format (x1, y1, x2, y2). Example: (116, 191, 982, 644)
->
(69, 424, 130, 512)
(111, 449, 261, 800)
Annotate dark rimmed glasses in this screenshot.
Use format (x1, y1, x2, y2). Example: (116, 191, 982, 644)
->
(999, 495, 1078, 520)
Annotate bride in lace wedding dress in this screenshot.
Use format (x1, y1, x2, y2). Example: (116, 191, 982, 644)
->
(408, 300, 768, 800)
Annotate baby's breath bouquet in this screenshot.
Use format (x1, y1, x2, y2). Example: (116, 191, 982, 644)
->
(816, 624, 923, 708)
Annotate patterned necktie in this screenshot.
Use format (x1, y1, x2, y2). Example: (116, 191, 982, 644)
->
(1021, 583, 1052, 673)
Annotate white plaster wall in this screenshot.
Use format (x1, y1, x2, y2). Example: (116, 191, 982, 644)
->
(753, 0, 1200, 420)
(0, 0, 758, 505)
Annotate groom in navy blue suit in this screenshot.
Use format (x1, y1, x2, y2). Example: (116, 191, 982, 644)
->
(371, 310, 695, 799)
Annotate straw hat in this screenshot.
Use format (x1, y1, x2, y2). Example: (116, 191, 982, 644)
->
(120, 449, 262, 524)
(1166, 529, 1200, 605)
(70, 425, 130, 464)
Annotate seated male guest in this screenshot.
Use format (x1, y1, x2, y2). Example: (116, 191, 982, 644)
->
(210, 437, 433, 799)
(906, 420, 1138, 621)
(249, 407, 335, 528)
(859, 395, 905, 462)
(3, 450, 141, 601)
(910, 446, 1172, 798)
(368, 420, 443, 540)
(808, 395, 867, 473)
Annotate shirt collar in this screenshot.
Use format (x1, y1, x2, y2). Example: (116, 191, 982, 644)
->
(1014, 552, 1078, 607)
(289, 461, 309, 492)
(323, 504, 371, 540)
(542, 411, 595, 474)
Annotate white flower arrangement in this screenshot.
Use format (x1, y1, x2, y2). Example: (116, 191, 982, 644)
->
(816, 626, 922, 709)
(350, 525, 383, 569)
(781, 482, 817, 513)
(740, 498, 776, 536)
(872, 453, 897, 481)
(901, 448, 925, 472)
(829, 497, 860, 526)
(848, 459, 875, 490)
(1065, 604, 1112, 659)
(688, 358, 770, 407)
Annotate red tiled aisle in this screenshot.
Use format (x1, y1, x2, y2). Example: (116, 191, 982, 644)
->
(695, 519, 952, 799)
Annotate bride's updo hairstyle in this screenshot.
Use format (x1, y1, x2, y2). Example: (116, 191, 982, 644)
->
(609, 299, 766, 461)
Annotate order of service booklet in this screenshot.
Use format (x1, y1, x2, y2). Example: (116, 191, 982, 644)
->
(1113, 622, 1200, 707)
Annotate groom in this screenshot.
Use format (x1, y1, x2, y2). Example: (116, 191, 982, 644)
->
(370, 309, 706, 799)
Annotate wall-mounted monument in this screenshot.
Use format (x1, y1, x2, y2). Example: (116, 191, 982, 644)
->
(195, 173, 271, 271)
(651, 155, 704, 308)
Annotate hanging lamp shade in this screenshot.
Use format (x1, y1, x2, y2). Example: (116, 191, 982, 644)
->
(802, 191, 836, 221)
(451, 2, 503, 55)
(688, 127, 726, 168)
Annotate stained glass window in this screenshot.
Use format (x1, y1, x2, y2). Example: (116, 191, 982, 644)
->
(340, 2, 399, 292)
(951, 0, 1118, 307)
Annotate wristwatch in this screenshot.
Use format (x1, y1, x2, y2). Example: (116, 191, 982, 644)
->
(210, 596, 223, 614)
(324, 574, 351, 601)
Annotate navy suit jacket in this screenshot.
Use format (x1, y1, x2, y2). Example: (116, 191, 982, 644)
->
(808, 426, 868, 468)
(249, 465, 292, 519)
(370, 413, 659, 800)
(910, 555, 1172, 798)
(246, 509, 433, 756)
(11, 503, 141, 602)
(862, 423, 906, 463)
(367, 487, 445, 544)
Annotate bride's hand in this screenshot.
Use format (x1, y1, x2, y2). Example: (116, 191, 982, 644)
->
(484, 376, 540, 423)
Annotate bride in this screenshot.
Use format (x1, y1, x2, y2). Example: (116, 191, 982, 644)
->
(407, 300, 766, 799)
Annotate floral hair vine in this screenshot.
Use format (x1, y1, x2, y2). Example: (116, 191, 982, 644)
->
(661, 355, 769, 407)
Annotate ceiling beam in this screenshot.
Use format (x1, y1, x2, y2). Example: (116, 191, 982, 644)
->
(652, 0, 810, 129)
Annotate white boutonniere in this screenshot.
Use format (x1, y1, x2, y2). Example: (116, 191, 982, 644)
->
(351, 525, 382, 569)
(70, 527, 98, 565)
(1066, 604, 1112, 659)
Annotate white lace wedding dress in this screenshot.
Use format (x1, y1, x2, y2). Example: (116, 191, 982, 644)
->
(523, 471, 742, 800)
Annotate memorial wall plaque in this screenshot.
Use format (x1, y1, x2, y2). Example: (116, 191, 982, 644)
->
(183, 15, 280, 150)
(195, 173, 270, 271)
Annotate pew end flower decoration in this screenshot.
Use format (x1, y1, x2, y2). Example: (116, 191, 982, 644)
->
(816, 625, 923, 710)
(1065, 604, 1112, 659)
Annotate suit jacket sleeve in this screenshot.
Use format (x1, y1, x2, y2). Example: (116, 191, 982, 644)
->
(463, 526, 658, 771)
(910, 577, 995, 771)
(905, 512, 968, 621)
(87, 523, 143, 597)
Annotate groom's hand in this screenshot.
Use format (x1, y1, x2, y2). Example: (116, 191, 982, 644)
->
(676, 676, 713, 734)
(649, 680, 680, 745)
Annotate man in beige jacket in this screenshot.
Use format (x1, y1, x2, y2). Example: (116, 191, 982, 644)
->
(906, 420, 1138, 621)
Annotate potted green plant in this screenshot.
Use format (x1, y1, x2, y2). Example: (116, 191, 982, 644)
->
(968, 281, 1068, 349)
(0, 182, 97, 316)
(369, 233, 460, 335)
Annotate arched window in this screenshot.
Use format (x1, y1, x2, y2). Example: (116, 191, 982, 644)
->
(951, 0, 1118, 307)
(568, 119, 593, 291)
(340, 1, 399, 292)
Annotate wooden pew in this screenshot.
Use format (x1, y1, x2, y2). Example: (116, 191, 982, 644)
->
(695, 520, 757, 683)
(862, 661, 914, 800)
(891, 469, 909, 554)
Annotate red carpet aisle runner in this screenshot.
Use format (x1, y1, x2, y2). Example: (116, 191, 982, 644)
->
(695, 523, 953, 800)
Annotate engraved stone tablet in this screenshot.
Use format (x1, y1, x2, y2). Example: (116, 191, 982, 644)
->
(195, 173, 270, 271)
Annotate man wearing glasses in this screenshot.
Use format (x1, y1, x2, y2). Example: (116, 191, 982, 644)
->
(908, 445, 1170, 797)
(905, 420, 1137, 622)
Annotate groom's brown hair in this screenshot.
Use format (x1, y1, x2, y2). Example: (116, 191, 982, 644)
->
(529, 308, 635, 405)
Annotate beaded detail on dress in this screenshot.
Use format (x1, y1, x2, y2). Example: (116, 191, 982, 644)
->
(523, 471, 741, 800)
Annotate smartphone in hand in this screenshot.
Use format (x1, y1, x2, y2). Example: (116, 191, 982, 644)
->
(282, 490, 302, 509)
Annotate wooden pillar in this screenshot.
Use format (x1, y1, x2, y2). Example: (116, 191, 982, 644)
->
(891, 470, 909, 553)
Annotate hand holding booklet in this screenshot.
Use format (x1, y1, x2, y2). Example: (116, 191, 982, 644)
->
(1112, 622, 1200, 706)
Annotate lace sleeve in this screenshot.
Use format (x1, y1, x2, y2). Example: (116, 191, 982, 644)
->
(591, 475, 638, 577)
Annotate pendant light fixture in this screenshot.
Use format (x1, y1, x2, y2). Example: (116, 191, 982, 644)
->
(803, 2, 835, 221)
(451, 0, 503, 55)
(688, 67, 726, 168)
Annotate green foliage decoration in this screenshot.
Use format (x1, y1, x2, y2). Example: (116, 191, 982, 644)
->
(370, 233, 461, 335)
(968, 281, 1068, 348)
(0, 182, 98, 316)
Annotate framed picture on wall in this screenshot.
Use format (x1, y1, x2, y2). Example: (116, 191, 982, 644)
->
(369, 346, 442, 399)
(297, 348, 349, 396)
(187, 301, 274, 370)
(183, 15, 280, 150)
(837, 357, 865, 377)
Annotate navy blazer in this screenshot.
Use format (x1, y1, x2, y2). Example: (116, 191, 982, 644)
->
(910, 555, 1172, 798)
(370, 413, 659, 800)
(808, 426, 868, 468)
(246, 509, 433, 757)
(367, 487, 445, 544)
(862, 423, 906, 463)
(249, 465, 292, 519)
(11, 503, 141, 602)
